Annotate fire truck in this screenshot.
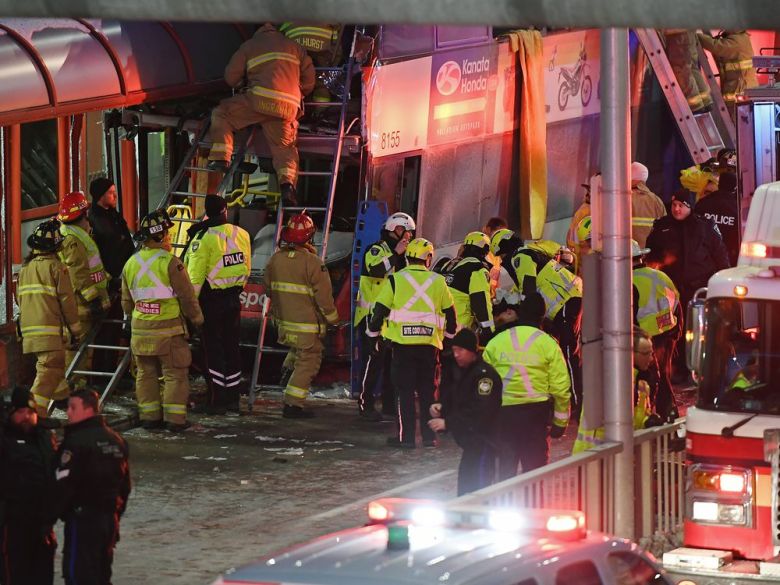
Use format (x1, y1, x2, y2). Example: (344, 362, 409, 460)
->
(663, 79, 780, 581)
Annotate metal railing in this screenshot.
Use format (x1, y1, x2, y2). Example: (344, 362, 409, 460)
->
(451, 420, 686, 543)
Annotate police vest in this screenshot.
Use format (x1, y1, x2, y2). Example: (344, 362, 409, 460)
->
(279, 22, 338, 53)
(443, 257, 493, 331)
(377, 265, 452, 348)
(60, 223, 108, 300)
(187, 224, 251, 295)
(633, 266, 678, 336)
(123, 248, 180, 321)
(354, 240, 395, 326)
(537, 260, 582, 320)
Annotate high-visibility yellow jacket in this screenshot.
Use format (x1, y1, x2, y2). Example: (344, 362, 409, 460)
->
(279, 22, 339, 54)
(572, 369, 652, 454)
(224, 23, 315, 121)
(17, 253, 81, 353)
(536, 260, 582, 320)
(633, 266, 679, 336)
(185, 222, 251, 297)
(443, 256, 494, 332)
(121, 242, 204, 355)
(698, 31, 758, 104)
(354, 239, 405, 326)
(58, 223, 109, 316)
(264, 243, 339, 338)
(631, 183, 667, 249)
(368, 264, 457, 349)
(482, 324, 570, 427)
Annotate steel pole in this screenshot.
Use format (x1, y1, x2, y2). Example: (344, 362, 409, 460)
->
(600, 28, 634, 540)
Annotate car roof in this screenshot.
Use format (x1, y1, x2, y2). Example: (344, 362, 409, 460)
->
(220, 523, 636, 585)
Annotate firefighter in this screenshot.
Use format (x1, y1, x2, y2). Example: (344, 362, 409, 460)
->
(55, 389, 130, 585)
(664, 30, 713, 113)
(264, 211, 339, 418)
(207, 23, 315, 206)
(428, 328, 502, 495)
(697, 30, 758, 119)
(0, 387, 59, 585)
(354, 212, 415, 421)
(279, 22, 341, 104)
(566, 179, 593, 253)
(57, 191, 110, 389)
(121, 210, 204, 431)
(632, 239, 681, 421)
(630, 162, 666, 249)
(483, 293, 570, 479)
(17, 219, 82, 416)
(367, 238, 457, 448)
(185, 195, 251, 414)
(573, 328, 661, 453)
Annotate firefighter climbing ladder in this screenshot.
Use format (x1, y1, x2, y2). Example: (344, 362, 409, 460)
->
(247, 31, 361, 404)
(635, 29, 735, 164)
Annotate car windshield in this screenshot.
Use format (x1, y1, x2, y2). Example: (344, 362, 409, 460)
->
(697, 298, 780, 414)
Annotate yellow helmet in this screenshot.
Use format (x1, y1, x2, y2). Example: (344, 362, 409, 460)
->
(574, 216, 592, 244)
(526, 239, 562, 259)
(489, 228, 516, 256)
(406, 238, 434, 262)
(463, 231, 490, 250)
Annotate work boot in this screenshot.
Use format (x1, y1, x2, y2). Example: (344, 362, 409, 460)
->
(166, 421, 192, 433)
(280, 183, 298, 206)
(141, 420, 165, 431)
(359, 408, 383, 422)
(207, 160, 229, 172)
(282, 403, 315, 419)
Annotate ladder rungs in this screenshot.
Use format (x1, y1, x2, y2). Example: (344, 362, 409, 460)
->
(298, 170, 333, 177)
(303, 101, 344, 107)
(256, 347, 289, 355)
(172, 217, 199, 224)
(72, 370, 116, 378)
(171, 191, 208, 198)
(87, 344, 130, 351)
(184, 166, 221, 173)
(282, 206, 327, 213)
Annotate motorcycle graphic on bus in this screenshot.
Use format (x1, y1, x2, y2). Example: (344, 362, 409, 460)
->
(557, 43, 593, 111)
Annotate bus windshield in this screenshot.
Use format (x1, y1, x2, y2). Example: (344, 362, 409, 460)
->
(697, 298, 780, 414)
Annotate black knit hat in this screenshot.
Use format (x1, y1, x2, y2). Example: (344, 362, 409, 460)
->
(671, 190, 696, 209)
(89, 177, 114, 200)
(8, 386, 35, 414)
(205, 194, 227, 217)
(451, 328, 478, 353)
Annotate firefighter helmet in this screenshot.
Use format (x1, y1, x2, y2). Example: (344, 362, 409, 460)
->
(463, 231, 490, 250)
(489, 228, 521, 257)
(57, 191, 89, 223)
(27, 219, 64, 253)
(630, 239, 650, 258)
(136, 209, 174, 242)
(575, 216, 592, 244)
(384, 212, 416, 233)
(405, 238, 434, 262)
(281, 211, 316, 244)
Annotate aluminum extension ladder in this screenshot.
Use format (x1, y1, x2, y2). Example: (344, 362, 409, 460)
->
(247, 32, 361, 403)
(635, 29, 735, 164)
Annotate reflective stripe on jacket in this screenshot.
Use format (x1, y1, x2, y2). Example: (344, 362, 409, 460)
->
(185, 223, 251, 296)
(482, 324, 570, 425)
(697, 31, 758, 103)
(58, 223, 109, 309)
(443, 257, 494, 331)
(279, 22, 339, 53)
(633, 266, 679, 336)
(123, 248, 181, 322)
(631, 183, 667, 249)
(373, 265, 454, 349)
(354, 240, 397, 326)
(536, 260, 582, 320)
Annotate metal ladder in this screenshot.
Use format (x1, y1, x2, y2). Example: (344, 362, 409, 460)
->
(247, 35, 360, 403)
(635, 29, 735, 164)
(59, 316, 133, 409)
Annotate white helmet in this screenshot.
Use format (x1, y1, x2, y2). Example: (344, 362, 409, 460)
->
(384, 212, 416, 233)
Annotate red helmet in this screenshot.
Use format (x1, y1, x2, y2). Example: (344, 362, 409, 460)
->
(281, 211, 316, 245)
(57, 191, 89, 223)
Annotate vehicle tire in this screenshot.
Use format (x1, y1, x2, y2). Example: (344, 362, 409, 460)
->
(581, 76, 593, 107)
(557, 83, 570, 111)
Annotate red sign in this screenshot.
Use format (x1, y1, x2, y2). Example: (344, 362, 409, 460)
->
(239, 282, 265, 321)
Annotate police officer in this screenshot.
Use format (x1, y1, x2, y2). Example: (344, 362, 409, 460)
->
(17, 219, 82, 416)
(442, 231, 494, 334)
(121, 210, 204, 431)
(695, 171, 740, 266)
(279, 22, 341, 104)
(483, 293, 570, 479)
(0, 387, 58, 585)
(354, 212, 415, 421)
(264, 211, 339, 418)
(488, 228, 525, 306)
(207, 23, 315, 205)
(368, 238, 457, 448)
(57, 191, 110, 389)
(428, 329, 502, 495)
(185, 195, 251, 414)
(573, 328, 660, 453)
(55, 389, 130, 585)
(632, 240, 681, 420)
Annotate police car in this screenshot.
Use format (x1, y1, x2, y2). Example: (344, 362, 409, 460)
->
(211, 498, 673, 585)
